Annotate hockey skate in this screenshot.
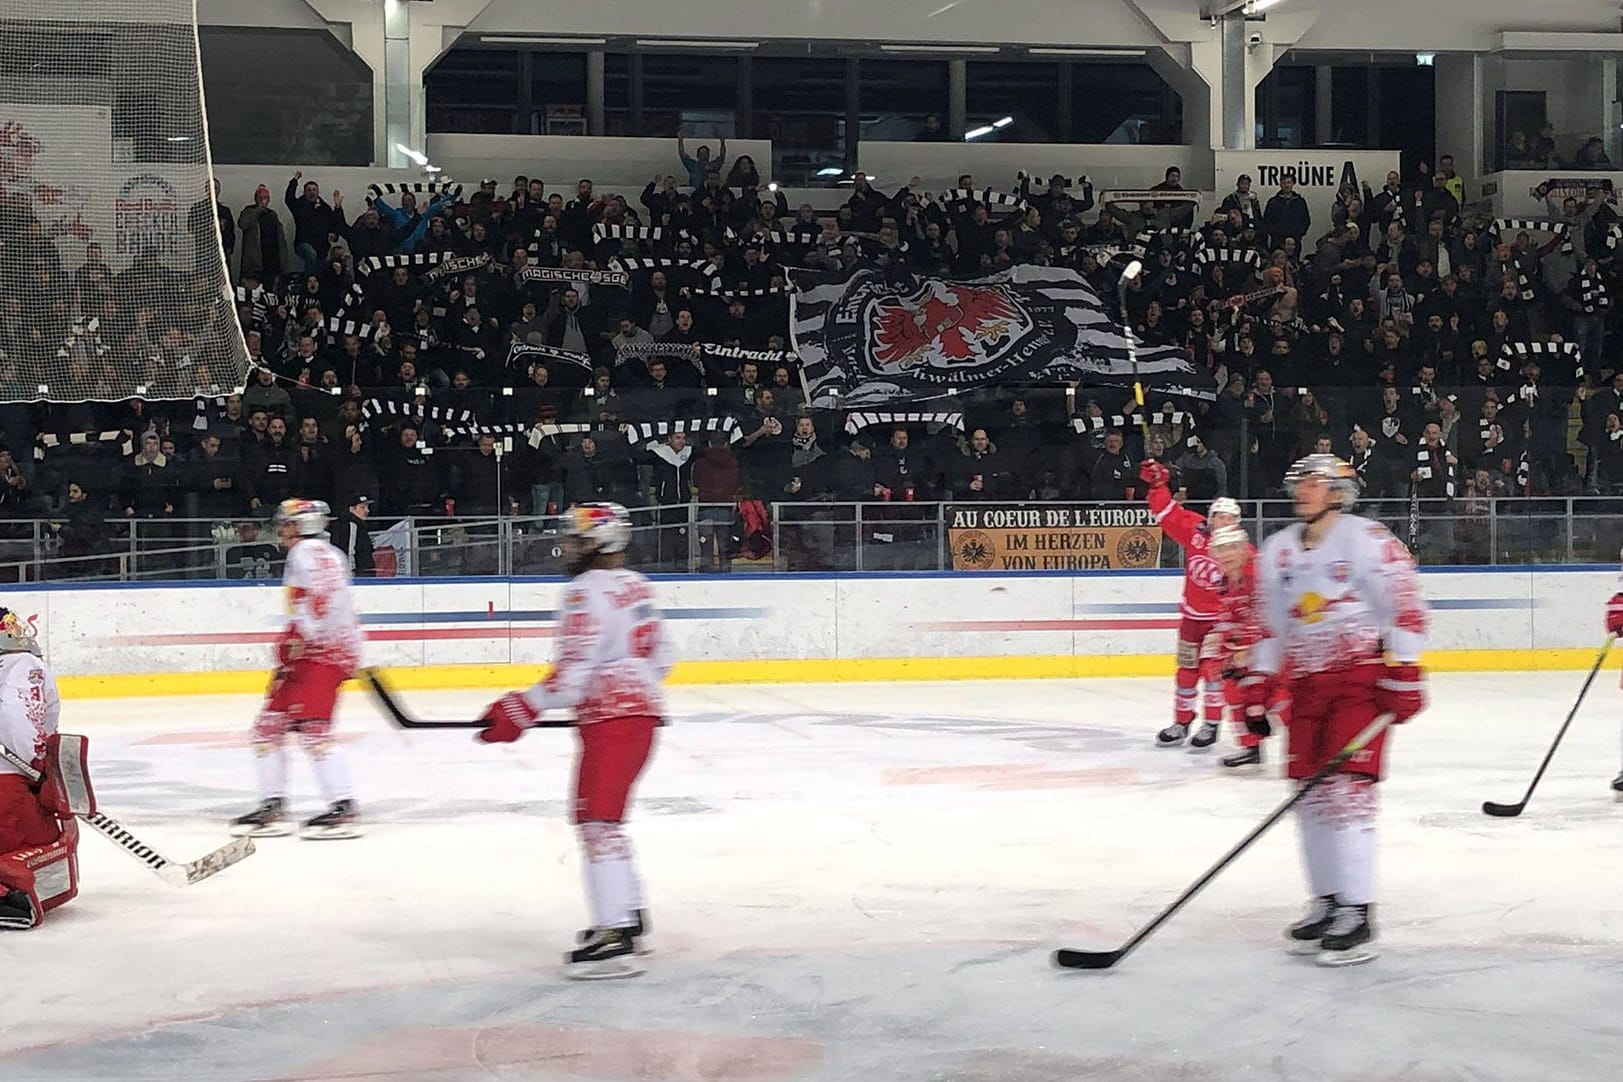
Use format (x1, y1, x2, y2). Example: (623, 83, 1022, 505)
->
(578, 908, 650, 954)
(300, 799, 362, 840)
(1314, 903, 1376, 967)
(1285, 894, 1338, 955)
(565, 927, 645, 980)
(1155, 722, 1188, 748)
(229, 797, 293, 838)
(1188, 721, 1219, 751)
(0, 888, 35, 930)
(1221, 745, 1263, 771)
(1612, 771, 1623, 802)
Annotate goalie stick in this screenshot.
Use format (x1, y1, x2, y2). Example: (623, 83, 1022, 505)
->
(1482, 635, 1614, 818)
(364, 667, 570, 730)
(1052, 713, 1393, 971)
(0, 743, 255, 888)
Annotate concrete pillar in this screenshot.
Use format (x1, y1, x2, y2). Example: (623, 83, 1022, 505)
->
(1434, 54, 1485, 180)
(1315, 65, 1333, 145)
(586, 51, 605, 136)
(382, 0, 414, 168)
(948, 59, 967, 140)
(1604, 60, 1621, 166)
(1220, 14, 1248, 150)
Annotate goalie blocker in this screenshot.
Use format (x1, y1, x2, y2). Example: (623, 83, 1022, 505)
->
(0, 733, 95, 929)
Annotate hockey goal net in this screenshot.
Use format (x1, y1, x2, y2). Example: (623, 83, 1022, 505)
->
(0, 1, 249, 402)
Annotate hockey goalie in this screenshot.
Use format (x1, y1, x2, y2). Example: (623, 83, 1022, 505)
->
(0, 607, 91, 930)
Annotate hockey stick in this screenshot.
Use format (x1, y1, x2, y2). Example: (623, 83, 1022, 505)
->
(1052, 712, 1394, 971)
(364, 667, 569, 730)
(1482, 634, 1615, 818)
(0, 743, 255, 887)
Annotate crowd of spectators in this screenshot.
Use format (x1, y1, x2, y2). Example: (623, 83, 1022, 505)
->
(2, 136, 1622, 573)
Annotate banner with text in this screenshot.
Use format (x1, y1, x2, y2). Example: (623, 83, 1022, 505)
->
(1213, 149, 1401, 244)
(945, 504, 1162, 572)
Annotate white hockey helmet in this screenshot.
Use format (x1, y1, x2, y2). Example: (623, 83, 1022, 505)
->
(274, 497, 332, 537)
(1209, 524, 1250, 549)
(1208, 496, 1242, 521)
(0, 607, 40, 656)
(1283, 453, 1360, 509)
(567, 502, 632, 555)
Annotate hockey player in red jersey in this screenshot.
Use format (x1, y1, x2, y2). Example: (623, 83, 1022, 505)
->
(1138, 458, 1241, 750)
(0, 608, 82, 930)
(477, 503, 673, 980)
(229, 499, 365, 841)
(1202, 525, 1285, 772)
(1604, 553, 1623, 798)
(1249, 454, 1428, 966)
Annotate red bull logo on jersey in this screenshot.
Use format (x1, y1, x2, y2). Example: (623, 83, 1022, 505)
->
(1289, 591, 1351, 625)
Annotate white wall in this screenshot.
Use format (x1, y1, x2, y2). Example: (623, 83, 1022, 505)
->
(858, 142, 1206, 197)
(1212, 149, 1401, 244)
(7, 569, 1610, 686)
(422, 134, 775, 189)
(1482, 169, 1623, 218)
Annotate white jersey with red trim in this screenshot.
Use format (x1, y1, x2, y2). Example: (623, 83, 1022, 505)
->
(519, 567, 673, 725)
(284, 537, 363, 672)
(1252, 513, 1428, 678)
(0, 652, 60, 778)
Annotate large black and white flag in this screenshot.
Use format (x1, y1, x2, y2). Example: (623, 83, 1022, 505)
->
(790, 265, 1216, 408)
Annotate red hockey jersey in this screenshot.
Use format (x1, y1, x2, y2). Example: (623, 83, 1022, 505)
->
(1147, 484, 1225, 620)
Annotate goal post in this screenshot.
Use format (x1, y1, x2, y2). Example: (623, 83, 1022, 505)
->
(0, 1, 250, 403)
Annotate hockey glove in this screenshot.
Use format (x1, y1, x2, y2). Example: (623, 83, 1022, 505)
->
(1375, 662, 1426, 724)
(477, 692, 539, 744)
(1606, 592, 1623, 635)
(1138, 458, 1171, 489)
(1237, 672, 1273, 712)
(1242, 704, 1273, 740)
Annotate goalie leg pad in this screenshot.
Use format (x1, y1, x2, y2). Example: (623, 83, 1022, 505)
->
(41, 733, 96, 817)
(0, 820, 79, 929)
(0, 775, 61, 853)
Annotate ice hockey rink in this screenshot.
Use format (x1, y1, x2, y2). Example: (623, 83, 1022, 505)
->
(4, 672, 1623, 1082)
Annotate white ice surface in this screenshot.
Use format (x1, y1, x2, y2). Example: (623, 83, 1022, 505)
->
(2, 674, 1623, 1082)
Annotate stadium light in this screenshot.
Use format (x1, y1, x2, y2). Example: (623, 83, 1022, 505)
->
(964, 124, 995, 140)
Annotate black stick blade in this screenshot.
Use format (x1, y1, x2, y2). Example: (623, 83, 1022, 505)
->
(1481, 800, 1526, 818)
(1051, 948, 1124, 970)
(364, 668, 483, 729)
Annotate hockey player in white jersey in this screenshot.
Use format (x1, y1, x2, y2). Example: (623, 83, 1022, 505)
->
(476, 503, 673, 979)
(0, 608, 81, 929)
(1247, 454, 1428, 966)
(230, 499, 365, 840)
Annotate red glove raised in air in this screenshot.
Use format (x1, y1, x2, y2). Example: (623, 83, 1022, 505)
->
(1375, 663, 1426, 724)
(1138, 459, 1171, 488)
(476, 692, 539, 744)
(1606, 592, 1623, 636)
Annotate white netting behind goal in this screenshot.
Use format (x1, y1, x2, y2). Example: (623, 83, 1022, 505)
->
(0, 1, 249, 402)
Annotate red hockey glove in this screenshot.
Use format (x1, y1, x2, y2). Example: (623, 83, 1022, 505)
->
(276, 630, 304, 666)
(1138, 458, 1171, 489)
(1606, 592, 1623, 636)
(476, 692, 539, 744)
(1375, 663, 1426, 724)
(1237, 672, 1272, 712)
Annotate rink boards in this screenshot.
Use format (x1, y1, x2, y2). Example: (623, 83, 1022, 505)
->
(10, 566, 1616, 697)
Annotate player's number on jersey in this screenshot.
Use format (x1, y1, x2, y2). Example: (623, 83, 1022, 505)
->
(630, 621, 659, 660)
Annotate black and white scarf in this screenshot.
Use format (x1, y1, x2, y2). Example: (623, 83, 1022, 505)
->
(1580, 271, 1612, 314)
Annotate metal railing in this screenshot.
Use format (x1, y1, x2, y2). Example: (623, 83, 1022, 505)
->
(0, 496, 1617, 582)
